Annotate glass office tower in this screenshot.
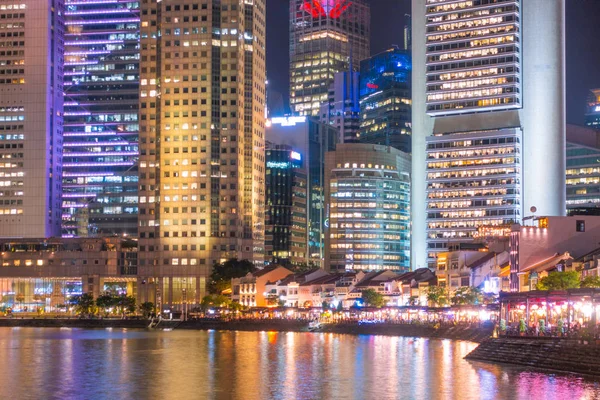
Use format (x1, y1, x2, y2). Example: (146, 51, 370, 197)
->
(359, 47, 412, 153)
(290, 0, 370, 116)
(62, 1, 140, 237)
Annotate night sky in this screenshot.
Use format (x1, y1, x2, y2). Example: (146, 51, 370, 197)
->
(266, 0, 600, 125)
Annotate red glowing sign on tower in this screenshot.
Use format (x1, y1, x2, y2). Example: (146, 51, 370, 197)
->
(301, 0, 353, 19)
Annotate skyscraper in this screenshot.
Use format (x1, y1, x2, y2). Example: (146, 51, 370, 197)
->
(566, 124, 600, 212)
(325, 143, 411, 272)
(319, 70, 361, 143)
(290, 0, 370, 116)
(359, 46, 412, 153)
(61, 1, 140, 238)
(265, 143, 307, 267)
(0, 0, 64, 238)
(266, 116, 338, 267)
(137, 0, 266, 307)
(412, 0, 566, 268)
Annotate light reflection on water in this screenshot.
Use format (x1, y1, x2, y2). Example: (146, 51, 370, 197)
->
(0, 328, 599, 400)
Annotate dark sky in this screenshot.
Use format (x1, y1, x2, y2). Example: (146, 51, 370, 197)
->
(266, 0, 600, 125)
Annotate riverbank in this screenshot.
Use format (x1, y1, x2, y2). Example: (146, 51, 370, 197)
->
(0, 317, 493, 342)
(466, 337, 600, 376)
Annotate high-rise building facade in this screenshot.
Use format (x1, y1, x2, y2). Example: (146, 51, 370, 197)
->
(265, 143, 307, 267)
(585, 89, 600, 130)
(61, 1, 140, 238)
(290, 0, 370, 116)
(137, 0, 266, 308)
(412, 0, 566, 268)
(0, 0, 64, 238)
(319, 70, 360, 143)
(325, 143, 411, 272)
(266, 116, 337, 267)
(359, 47, 412, 153)
(566, 124, 600, 212)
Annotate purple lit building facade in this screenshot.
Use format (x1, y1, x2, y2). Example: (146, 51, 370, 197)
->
(0, 0, 64, 238)
(61, 1, 140, 237)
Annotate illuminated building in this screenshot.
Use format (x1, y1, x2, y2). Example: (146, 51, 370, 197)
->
(0, 237, 138, 310)
(265, 144, 308, 267)
(61, 1, 140, 238)
(585, 89, 600, 129)
(325, 143, 411, 272)
(290, 0, 370, 116)
(266, 116, 337, 267)
(566, 124, 600, 212)
(0, 1, 64, 238)
(137, 0, 266, 308)
(508, 216, 600, 292)
(359, 47, 412, 153)
(412, 0, 566, 268)
(319, 70, 361, 143)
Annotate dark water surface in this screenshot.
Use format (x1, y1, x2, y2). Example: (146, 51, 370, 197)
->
(0, 328, 599, 400)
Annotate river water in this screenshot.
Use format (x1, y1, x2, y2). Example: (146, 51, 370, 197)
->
(0, 328, 599, 400)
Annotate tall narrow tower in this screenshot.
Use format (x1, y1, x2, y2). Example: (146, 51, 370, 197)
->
(0, 0, 64, 238)
(61, 1, 140, 238)
(138, 0, 266, 306)
(411, 0, 566, 268)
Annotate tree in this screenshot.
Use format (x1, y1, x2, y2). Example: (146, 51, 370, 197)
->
(139, 302, 156, 318)
(535, 271, 580, 290)
(361, 289, 386, 308)
(208, 259, 256, 294)
(96, 294, 118, 315)
(337, 301, 344, 312)
(426, 286, 449, 307)
(322, 300, 329, 310)
(118, 296, 137, 316)
(200, 294, 231, 311)
(451, 287, 482, 306)
(581, 275, 600, 288)
(71, 293, 95, 317)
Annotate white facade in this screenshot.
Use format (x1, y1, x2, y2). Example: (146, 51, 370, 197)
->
(0, 1, 64, 238)
(412, 0, 566, 268)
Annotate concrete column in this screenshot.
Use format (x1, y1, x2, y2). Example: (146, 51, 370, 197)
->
(521, 0, 566, 217)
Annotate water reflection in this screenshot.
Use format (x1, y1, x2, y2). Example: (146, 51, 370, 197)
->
(0, 328, 599, 400)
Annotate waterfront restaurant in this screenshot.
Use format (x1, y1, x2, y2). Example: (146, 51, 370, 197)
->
(500, 289, 600, 331)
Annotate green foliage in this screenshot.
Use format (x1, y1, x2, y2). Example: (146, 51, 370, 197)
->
(536, 271, 581, 290)
(580, 275, 600, 288)
(426, 285, 449, 306)
(139, 302, 156, 318)
(539, 319, 546, 333)
(322, 300, 329, 310)
(337, 301, 344, 312)
(499, 319, 507, 332)
(200, 294, 231, 311)
(451, 287, 483, 305)
(519, 318, 526, 333)
(209, 259, 256, 294)
(557, 318, 564, 333)
(118, 296, 137, 315)
(71, 293, 95, 316)
(96, 294, 118, 314)
(408, 296, 419, 306)
(361, 289, 386, 308)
